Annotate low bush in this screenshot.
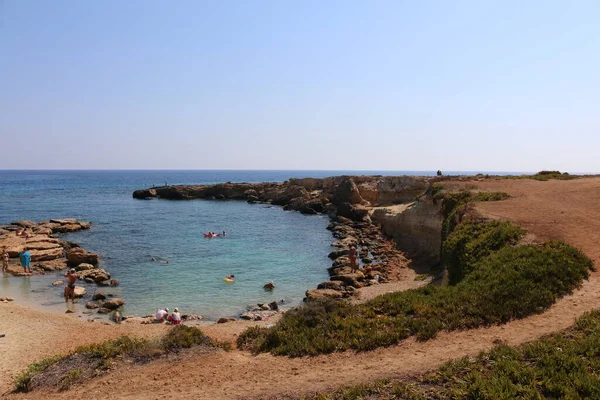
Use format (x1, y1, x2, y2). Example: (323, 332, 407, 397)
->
(443, 219, 523, 285)
(305, 310, 600, 399)
(14, 326, 212, 392)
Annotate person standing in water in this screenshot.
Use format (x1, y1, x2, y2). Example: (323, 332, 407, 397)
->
(19, 249, 31, 273)
(2, 248, 8, 272)
(64, 268, 78, 302)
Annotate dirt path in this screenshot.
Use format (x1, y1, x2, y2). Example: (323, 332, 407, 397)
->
(3, 177, 600, 399)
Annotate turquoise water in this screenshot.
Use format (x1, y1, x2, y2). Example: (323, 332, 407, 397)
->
(0, 170, 404, 319)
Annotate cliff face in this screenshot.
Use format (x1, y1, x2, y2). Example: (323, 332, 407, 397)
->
(370, 198, 443, 264)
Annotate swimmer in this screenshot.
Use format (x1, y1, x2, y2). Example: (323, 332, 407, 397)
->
(263, 281, 275, 290)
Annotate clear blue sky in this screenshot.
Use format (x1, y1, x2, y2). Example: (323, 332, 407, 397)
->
(1, 1, 598, 171)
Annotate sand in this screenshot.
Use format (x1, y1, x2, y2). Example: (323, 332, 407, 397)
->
(2, 177, 600, 399)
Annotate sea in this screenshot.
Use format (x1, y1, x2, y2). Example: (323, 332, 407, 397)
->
(0, 169, 518, 321)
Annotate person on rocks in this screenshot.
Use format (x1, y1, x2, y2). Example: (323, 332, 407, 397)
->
(2, 248, 8, 272)
(168, 308, 182, 325)
(348, 246, 358, 271)
(19, 249, 31, 273)
(64, 268, 78, 302)
(155, 307, 169, 323)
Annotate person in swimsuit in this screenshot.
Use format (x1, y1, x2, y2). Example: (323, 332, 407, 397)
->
(64, 268, 78, 302)
(2, 248, 8, 272)
(348, 246, 357, 271)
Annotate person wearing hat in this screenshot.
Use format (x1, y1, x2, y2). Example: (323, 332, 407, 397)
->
(168, 308, 182, 325)
(155, 307, 169, 323)
(63, 268, 78, 303)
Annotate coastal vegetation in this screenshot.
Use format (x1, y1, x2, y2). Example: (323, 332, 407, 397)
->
(238, 189, 593, 357)
(301, 309, 600, 399)
(14, 325, 214, 393)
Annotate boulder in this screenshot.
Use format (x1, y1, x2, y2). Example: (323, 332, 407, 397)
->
(305, 289, 344, 301)
(268, 301, 278, 311)
(317, 281, 345, 291)
(67, 248, 99, 267)
(328, 248, 349, 259)
(52, 280, 64, 286)
(73, 286, 86, 298)
(330, 272, 365, 288)
(333, 178, 363, 205)
(102, 298, 125, 310)
(76, 263, 95, 271)
(270, 185, 310, 206)
(77, 268, 110, 283)
(85, 301, 100, 309)
(217, 317, 236, 323)
(97, 307, 111, 314)
(92, 292, 106, 301)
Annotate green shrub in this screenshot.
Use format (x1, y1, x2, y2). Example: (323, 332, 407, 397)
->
(307, 310, 600, 399)
(443, 219, 523, 284)
(162, 325, 211, 350)
(13, 355, 62, 392)
(241, 237, 592, 357)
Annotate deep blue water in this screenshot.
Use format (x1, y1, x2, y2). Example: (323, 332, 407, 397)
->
(0, 169, 521, 319)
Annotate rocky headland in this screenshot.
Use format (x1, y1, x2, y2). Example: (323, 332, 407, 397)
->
(0, 219, 125, 316)
(134, 175, 447, 302)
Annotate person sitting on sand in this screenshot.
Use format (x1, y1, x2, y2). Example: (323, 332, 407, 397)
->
(64, 268, 78, 302)
(2, 248, 8, 272)
(19, 249, 31, 273)
(155, 307, 169, 323)
(168, 307, 182, 325)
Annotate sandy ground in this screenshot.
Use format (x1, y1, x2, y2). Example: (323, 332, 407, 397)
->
(2, 177, 600, 399)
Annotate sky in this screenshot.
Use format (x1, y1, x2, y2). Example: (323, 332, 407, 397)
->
(1, 1, 599, 171)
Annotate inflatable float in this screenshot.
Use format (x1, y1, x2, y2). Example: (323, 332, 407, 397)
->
(203, 233, 221, 238)
(223, 277, 235, 283)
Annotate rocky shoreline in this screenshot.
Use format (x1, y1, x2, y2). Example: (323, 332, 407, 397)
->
(134, 175, 436, 302)
(0, 219, 125, 320)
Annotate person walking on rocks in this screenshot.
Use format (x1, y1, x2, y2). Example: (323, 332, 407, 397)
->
(64, 268, 78, 302)
(2, 248, 8, 272)
(348, 246, 357, 271)
(19, 249, 31, 273)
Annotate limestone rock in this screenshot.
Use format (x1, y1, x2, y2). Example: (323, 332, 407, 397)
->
(92, 292, 106, 301)
(67, 248, 99, 267)
(29, 248, 64, 261)
(86, 301, 100, 309)
(333, 178, 363, 206)
(78, 268, 110, 283)
(11, 220, 37, 229)
(102, 298, 125, 310)
(97, 307, 111, 314)
(73, 286, 86, 298)
(76, 263, 95, 271)
(317, 281, 345, 291)
(305, 289, 344, 301)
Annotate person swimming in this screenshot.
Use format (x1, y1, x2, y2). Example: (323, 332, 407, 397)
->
(227, 274, 235, 280)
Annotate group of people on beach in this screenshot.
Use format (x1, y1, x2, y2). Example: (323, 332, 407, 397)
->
(155, 307, 182, 324)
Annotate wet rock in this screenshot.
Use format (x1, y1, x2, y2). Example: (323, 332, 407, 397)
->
(52, 280, 64, 286)
(328, 248, 349, 259)
(97, 307, 111, 314)
(102, 298, 125, 310)
(65, 309, 75, 314)
(92, 292, 106, 301)
(217, 317, 236, 323)
(86, 301, 100, 309)
(268, 301, 279, 311)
